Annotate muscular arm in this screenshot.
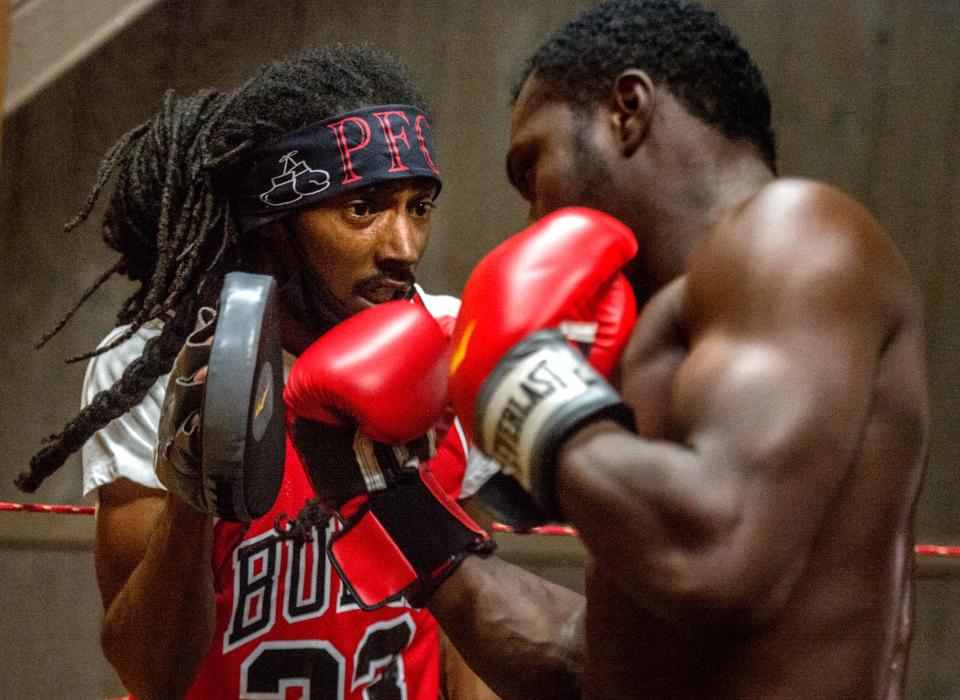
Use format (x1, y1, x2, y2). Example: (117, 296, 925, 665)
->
(430, 554, 585, 700)
(438, 626, 501, 700)
(423, 495, 583, 700)
(556, 181, 913, 631)
(95, 479, 215, 700)
(433, 497, 503, 700)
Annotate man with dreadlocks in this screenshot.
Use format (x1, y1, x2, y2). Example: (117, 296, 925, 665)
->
(20, 45, 499, 699)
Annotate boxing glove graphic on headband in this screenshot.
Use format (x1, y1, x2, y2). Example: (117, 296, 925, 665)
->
(449, 207, 639, 520)
(285, 301, 493, 609)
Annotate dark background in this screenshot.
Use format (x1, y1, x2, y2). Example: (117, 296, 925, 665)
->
(0, 1, 957, 696)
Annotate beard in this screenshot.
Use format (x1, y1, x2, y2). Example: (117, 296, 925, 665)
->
(570, 117, 657, 302)
(571, 111, 615, 208)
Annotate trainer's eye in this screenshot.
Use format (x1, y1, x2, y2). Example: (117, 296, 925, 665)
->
(412, 200, 435, 217)
(346, 201, 372, 218)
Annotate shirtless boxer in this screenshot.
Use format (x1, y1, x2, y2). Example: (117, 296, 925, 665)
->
(312, 2, 929, 698)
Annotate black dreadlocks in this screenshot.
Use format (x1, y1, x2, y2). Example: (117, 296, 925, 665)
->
(19, 44, 429, 494)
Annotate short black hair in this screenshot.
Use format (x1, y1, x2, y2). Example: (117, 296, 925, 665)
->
(517, 0, 777, 172)
(20, 44, 428, 492)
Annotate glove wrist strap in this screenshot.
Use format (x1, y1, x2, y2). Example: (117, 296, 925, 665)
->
(328, 467, 494, 610)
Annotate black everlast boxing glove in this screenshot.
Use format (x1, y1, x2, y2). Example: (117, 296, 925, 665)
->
(155, 272, 285, 522)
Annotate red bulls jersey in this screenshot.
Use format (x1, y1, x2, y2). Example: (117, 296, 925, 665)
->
(84, 289, 494, 699)
(183, 426, 466, 700)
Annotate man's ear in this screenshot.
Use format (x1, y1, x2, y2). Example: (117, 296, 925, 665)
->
(610, 70, 656, 158)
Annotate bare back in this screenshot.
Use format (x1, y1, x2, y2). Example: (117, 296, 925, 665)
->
(562, 179, 928, 698)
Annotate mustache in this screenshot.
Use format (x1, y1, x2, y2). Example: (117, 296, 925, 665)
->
(353, 268, 416, 295)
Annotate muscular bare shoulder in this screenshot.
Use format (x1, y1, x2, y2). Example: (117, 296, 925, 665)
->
(685, 178, 920, 339)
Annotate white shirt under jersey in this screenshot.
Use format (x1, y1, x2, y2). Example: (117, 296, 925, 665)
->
(81, 287, 499, 502)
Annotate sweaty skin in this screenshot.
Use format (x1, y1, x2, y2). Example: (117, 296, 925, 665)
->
(258, 178, 438, 355)
(559, 181, 927, 698)
(430, 70, 927, 700)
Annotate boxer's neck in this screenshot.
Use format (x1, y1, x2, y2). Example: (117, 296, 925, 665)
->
(625, 95, 775, 291)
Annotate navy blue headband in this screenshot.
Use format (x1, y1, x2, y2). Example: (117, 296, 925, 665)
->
(235, 104, 442, 232)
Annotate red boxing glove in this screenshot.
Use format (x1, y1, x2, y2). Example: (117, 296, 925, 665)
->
(285, 299, 449, 446)
(285, 300, 493, 609)
(449, 207, 639, 519)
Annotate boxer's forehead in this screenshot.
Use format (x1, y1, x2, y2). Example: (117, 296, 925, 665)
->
(507, 75, 580, 200)
(509, 74, 569, 144)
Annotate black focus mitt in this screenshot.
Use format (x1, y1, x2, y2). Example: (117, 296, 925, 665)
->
(156, 272, 285, 521)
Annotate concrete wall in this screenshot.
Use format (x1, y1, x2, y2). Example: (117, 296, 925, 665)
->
(1, 1, 957, 697)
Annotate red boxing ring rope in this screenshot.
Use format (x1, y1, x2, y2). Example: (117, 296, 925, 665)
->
(0, 501, 95, 515)
(1, 501, 957, 558)
(491, 522, 960, 558)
